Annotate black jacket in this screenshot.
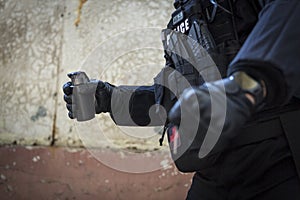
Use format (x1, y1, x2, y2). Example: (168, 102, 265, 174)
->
(110, 0, 300, 126)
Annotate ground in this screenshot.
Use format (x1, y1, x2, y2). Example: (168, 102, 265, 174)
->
(0, 145, 193, 200)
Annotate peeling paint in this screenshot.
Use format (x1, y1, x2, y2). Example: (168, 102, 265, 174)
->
(30, 106, 47, 121)
(0, 0, 173, 149)
(0, 0, 64, 145)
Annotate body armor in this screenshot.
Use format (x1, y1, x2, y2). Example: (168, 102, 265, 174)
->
(154, 0, 260, 116)
(154, 0, 300, 175)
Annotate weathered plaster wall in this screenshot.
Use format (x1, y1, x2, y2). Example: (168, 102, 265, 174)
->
(0, 0, 173, 148)
(0, 0, 64, 145)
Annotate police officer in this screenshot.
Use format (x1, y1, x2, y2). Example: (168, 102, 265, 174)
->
(63, 0, 300, 199)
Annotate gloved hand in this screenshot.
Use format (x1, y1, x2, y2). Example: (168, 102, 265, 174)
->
(63, 79, 114, 119)
(167, 71, 265, 166)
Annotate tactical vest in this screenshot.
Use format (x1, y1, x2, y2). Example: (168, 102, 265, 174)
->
(154, 0, 261, 161)
(155, 0, 300, 176)
(155, 0, 260, 114)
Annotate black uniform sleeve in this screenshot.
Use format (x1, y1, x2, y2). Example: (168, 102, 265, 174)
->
(110, 85, 165, 126)
(109, 53, 174, 127)
(228, 0, 300, 106)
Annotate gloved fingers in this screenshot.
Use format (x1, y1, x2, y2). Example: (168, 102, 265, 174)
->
(66, 103, 76, 119)
(66, 103, 74, 112)
(97, 80, 106, 89)
(64, 94, 72, 104)
(68, 111, 75, 119)
(63, 81, 73, 95)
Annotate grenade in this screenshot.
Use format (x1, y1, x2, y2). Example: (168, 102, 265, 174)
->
(68, 71, 97, 121)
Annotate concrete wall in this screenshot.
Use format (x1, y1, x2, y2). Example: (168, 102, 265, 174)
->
(0, 0, 174, 148)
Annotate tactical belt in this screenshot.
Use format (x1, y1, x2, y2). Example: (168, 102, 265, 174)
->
(232, 107, 300, 178)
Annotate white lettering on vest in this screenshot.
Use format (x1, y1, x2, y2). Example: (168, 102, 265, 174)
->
(175, 19, 190, 34)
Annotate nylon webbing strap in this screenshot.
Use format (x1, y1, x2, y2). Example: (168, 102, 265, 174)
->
(280, 109, 300, 178)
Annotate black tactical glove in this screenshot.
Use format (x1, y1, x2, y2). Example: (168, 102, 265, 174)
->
(167, 71, 265, 171)
(63, 79, 114, 119)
